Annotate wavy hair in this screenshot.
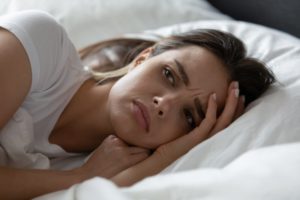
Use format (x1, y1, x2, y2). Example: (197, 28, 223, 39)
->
(79, 29, 275, 105)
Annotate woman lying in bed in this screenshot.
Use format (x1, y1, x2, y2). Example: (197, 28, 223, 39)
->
(0, 11, 275, 199)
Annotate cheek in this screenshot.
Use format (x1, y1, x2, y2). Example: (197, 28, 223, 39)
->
(107, 81, 134, 136)
(108, 96, 130, 133)
(108, 99, 145, 148)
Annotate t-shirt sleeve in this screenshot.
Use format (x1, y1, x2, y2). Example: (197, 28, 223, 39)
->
(0, 10, 73, 92)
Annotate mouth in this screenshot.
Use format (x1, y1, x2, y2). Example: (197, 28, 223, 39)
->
(132, 99, 151, 132)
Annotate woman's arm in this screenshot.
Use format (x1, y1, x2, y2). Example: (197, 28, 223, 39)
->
(0, 166, 80, 200)
(0, 19, 77, 200)
(0, 21, 78, 200)
(0, 28, 32, 130)
(0, 135, 149, 200)
(112, 82, 244, 186)
(0, 22, 151, 199)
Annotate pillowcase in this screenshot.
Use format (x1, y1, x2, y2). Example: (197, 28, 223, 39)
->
(0, 0, 231, 49)
(137, 20, 300, 172)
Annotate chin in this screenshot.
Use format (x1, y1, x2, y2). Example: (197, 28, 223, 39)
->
(130, 139, 159, 150)
(109, 108, 159, 149)
(114, 129, 156, 149)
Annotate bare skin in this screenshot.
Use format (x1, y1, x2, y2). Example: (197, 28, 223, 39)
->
(0, 28, 244, 200)
(50, 46, 237, 151)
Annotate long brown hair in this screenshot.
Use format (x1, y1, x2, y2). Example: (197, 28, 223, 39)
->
(79, 29, 275, 106)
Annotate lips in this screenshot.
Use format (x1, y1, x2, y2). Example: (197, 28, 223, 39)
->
(132, 100, 151, 132)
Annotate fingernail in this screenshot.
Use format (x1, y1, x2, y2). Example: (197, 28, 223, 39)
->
(234, 89, 239, 98)
(233, 81, 239, 89)
(212, 93, 217, 101)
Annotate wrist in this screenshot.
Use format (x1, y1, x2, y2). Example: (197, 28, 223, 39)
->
(69, 167, 93, 184)
(68, 167, 87, 184)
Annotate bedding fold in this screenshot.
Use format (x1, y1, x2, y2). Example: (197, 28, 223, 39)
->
(35, 142, 300, 200)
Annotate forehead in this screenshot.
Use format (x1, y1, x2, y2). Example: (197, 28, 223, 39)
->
(157, 46, 230, 111)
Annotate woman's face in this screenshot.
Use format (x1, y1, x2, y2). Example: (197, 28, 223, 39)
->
(107, 45, 230, 149)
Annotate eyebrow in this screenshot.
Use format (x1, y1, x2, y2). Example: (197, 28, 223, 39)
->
(173, 59, 206, 120)
(194, 98, 205, 120)
(174, 59, 189, 86)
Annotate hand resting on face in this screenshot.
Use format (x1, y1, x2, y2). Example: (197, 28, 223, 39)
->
(154, 81, 244, 165)
(75, 135, 151, 180)
(111, 81, 245, 186)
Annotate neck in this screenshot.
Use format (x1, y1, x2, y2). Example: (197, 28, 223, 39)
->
(49, 78, 116, 153)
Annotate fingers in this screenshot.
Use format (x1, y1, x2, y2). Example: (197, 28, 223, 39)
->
(221, 81, 240, 120)
(108, 134, 129, 146)
(159, 93, 217, 155)
(210, 81, 246, 136)
(81, 134, 151, 179)
(190, 93, 217, 142)
(153, 93, 218, 162)
(116, 140, 150, 166)
(198, 93, 217, 132)
(210, 81, 239, 135)
(220, 81, 239, 121)
(233, 95, 245, 120)
(153, 87, 244, 164)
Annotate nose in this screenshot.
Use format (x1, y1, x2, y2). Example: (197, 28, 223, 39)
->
(153, 95, 179, 118)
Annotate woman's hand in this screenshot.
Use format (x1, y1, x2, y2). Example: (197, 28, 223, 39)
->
(209, 81, 245, 136)
(74, 135, 150, 181)
(111, 82, 245, 186)
(154, 81, 245, 164)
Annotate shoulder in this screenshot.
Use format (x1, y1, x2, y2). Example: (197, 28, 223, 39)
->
(0, 10, 76, 92)
(0, 27, 31, 130)
(0, 10, 60, 30)
(0, 10, 65, 52)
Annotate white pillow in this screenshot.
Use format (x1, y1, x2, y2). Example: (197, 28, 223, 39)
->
(138, 20, 300, 172)
(0, 0, 231, 49)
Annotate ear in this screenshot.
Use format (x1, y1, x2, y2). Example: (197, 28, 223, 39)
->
(129, 47, 153, 70)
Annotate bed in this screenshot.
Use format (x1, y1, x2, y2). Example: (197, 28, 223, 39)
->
(1, 0, 300, 199)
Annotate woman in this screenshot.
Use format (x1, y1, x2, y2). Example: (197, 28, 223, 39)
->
(0, 11, 275, 199)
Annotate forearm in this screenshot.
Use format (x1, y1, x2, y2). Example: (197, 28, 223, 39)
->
(111, 152, 171, 187)
(0, 166, 81, 200)
(111, 137, 199, 187)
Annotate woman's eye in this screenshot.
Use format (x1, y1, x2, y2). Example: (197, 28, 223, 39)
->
(163, 67, 175, 86)
(184, 109, 196, 131)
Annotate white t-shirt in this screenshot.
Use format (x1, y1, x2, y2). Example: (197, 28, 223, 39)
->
(0, 11, 91, 169)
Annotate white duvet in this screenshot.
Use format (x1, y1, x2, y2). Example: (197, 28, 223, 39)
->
(1, 0, 300, 199)
(36, 142, 300, 200)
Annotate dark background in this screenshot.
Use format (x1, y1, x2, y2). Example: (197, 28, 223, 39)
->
(207, 0, 300, 38)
